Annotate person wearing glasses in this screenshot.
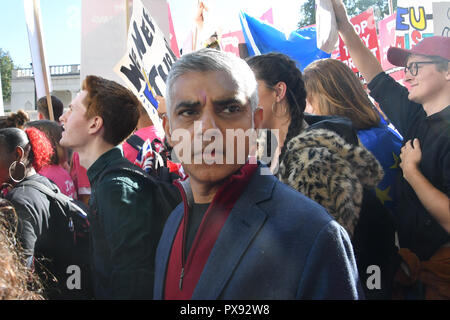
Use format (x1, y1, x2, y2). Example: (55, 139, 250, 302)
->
(331, 0, 449, 299)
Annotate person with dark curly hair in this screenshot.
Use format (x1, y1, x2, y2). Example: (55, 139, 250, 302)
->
(0, 127, 61, 297)
(0, 110, 30, 130)
(0, 199, 43, 300)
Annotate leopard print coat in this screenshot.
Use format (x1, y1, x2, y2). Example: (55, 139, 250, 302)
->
(275, 128, 384, 237)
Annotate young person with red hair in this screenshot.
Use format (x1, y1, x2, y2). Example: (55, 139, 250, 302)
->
(0, 127, 59, 297)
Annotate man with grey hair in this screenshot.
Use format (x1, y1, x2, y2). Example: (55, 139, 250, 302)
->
(153, 49, 363, 300)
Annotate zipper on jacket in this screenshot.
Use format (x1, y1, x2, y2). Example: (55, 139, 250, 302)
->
(179, 267, 185, 290)
(174, 181, 190, 292)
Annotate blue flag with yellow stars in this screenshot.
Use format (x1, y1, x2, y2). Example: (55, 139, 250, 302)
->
(239, 12, 330, 71)
(358, 121, 403, 212)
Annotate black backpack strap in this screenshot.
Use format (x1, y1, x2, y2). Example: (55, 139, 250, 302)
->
(97, 162, 150, 186)
(19, 180, 88, 218)
(126, 134, 146, 152)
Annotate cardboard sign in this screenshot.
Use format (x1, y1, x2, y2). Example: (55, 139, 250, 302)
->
(24, 0, 53, 99)
(115, 0, 177, 134)
(339, 8, 380, 73)
(395, 0, 434, 49)
(432, 2, 450, 37)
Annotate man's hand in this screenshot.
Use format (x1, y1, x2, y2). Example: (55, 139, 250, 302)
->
(331, 0, 348, 27)
(399, 138, 450, 233)
(329, 0, 383, 82)
(400, 138, 422, 182)
(331, 0, 352, 32)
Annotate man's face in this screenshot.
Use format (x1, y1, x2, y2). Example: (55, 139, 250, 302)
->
(165, 70, 259, 186)
(59, 90, 92, 150)
(404, 55, 449, 104)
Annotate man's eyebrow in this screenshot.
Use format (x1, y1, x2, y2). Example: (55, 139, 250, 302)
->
(174, 101, 201, 110)
(213, 98, 244, 107)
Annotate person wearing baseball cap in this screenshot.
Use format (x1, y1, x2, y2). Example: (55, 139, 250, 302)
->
(331, 0, 450, 299)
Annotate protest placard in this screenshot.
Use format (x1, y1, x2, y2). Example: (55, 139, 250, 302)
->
(82, 0, 170, 87)
(115, 0, 177, 135)
(339, 8, 380, 73)
(394, 0, 434, 49)
(378, 14, 404, 82)
(221, 30, 245, 57)
(24, 0, 53, 119)
(432, 2, 450, 37)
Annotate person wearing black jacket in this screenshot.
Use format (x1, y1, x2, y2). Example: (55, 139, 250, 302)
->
(59, 75, 180, 299)
(331, 0, 449, 299)
(248, 53, 398, 299)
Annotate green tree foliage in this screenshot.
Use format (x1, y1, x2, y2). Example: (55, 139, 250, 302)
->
(0, 49, 14, 103)
(298, 0, 398, 29)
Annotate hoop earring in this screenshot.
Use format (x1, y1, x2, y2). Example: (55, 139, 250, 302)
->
(9, 161, 26, 183)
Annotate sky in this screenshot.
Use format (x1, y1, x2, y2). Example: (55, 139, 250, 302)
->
(0, 0, 306, 69)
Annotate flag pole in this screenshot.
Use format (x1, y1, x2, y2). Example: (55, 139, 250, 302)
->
(388, 0, 394, 15)
(32, 0, 54, 121)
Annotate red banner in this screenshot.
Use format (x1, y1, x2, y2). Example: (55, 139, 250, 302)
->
(339, 8, 380, 73)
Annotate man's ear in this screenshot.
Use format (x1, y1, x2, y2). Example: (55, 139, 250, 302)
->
(274, 81, 287, 102)
(88, 116, 103, 135)
(253, 107, 264, 129)
(162, 115, 173, 147)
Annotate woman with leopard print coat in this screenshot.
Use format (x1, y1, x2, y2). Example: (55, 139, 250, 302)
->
(247, 53, 399, 299)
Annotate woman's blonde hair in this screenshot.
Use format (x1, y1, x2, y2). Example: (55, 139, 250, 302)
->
(0, 199, 43, 300)
(304, 59, 380, 130)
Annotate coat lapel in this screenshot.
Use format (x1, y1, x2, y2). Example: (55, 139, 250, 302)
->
(191, 167, 276, 299)
(154, 204, 184, 299)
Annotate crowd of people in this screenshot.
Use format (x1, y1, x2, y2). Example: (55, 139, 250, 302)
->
(0, 0, 448, 300)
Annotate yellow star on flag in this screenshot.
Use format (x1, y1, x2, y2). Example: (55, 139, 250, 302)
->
(376, 186, 392, 205)
(390, 152, 400, 169)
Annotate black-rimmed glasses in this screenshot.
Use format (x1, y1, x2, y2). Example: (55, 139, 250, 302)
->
(404, 61, 440, 76)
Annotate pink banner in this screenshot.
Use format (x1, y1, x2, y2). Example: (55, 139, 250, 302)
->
(378, 14, 396, 71)
(221, 30, 245, 57)
(168, 2, 180, 58)
(378, 13, 405, 84)
(260, 8, 273, 25)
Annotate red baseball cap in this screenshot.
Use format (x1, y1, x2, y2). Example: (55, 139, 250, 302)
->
(387, 36, 450, 67)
